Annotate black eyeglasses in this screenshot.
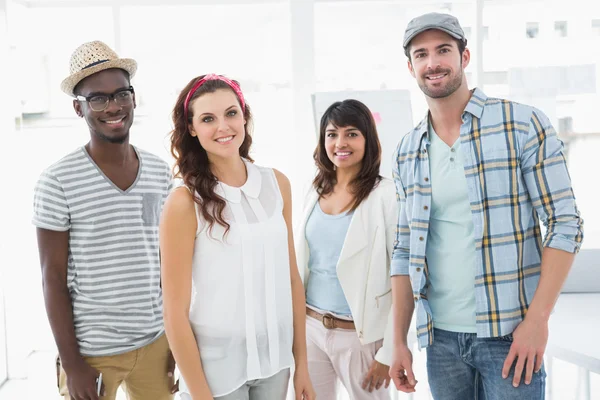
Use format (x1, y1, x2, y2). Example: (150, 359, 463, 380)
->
(76, 86, 135, 112)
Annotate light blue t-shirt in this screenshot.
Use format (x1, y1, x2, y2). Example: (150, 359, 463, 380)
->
(426, 123, 477, 333)
(305, 201, 353, 316)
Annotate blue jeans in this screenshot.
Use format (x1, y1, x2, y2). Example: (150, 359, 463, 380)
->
(426, 328, 546, 400)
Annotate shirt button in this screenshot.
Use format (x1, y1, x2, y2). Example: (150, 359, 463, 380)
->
(416, 267, 422, 272)
(451, 148, 456, 152)
(450, 157, 455, 162)
(419, 236, 424, 241)
(424, 177, 429, 182)
(423, 149, 427, 154)
(414, 296, 419, 302)
(424, 205, 429, 211)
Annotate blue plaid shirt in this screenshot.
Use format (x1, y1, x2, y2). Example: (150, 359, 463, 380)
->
(391, 88, 583, 349)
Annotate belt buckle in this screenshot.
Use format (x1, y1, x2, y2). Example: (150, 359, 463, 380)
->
(322, 313, 336, 329)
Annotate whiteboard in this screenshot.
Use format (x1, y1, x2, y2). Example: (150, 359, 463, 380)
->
(311, 90, 414, 178)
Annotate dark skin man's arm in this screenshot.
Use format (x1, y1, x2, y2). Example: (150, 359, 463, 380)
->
(37, 228, 103, 400)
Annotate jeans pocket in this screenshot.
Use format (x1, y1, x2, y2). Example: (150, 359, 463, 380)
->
(492, 333, 514, 342)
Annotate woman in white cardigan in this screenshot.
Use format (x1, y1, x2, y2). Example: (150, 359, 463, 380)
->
(296, 99, 398, 399)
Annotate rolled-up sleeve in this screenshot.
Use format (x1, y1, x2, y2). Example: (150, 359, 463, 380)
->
(391, 143, 411, 276)
(32, 170, 70, 231)
(521, 109, 584, 253)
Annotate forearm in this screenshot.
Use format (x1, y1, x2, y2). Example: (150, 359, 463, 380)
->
(290, 276, 308, 367)
(42, 275, 83, 371)
(525, 247, 575, 323)
(391, 276, 414, 346)
(164, 313, 213, 400)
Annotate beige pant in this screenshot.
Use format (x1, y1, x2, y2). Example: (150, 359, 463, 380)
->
(58, 334, 174, 400)
(306, 316, 391, 400)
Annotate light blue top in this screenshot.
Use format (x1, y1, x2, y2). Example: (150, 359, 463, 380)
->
(426, 122, 477, 333)
(305, 201, 353, 316)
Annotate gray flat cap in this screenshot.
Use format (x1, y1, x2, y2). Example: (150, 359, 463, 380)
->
(403, 12, 467, 50)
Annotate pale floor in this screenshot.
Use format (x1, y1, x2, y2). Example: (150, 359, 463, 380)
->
(0, 350, 598, 400)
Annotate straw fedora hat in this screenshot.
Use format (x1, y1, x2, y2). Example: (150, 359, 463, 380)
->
(61, 40, 137, 97)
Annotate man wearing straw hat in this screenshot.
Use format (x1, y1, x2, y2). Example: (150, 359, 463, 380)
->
(33, 41, 177, 400)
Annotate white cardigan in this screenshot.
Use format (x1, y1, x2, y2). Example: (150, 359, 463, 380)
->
(295, 177, 398, 366)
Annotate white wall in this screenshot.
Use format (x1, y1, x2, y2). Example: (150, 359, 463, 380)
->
(0, 0, 13, 383)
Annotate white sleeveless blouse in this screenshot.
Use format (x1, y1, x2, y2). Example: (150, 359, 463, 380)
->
(179, 160, 294, 398)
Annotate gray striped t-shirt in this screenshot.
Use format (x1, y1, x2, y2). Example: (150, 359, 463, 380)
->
(32, 146, 171, 357)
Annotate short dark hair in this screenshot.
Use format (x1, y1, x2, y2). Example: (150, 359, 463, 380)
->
(405, 37, 467, 61)
(73, 68, 131, 96)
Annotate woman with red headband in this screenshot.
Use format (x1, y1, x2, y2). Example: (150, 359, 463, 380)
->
(159, 74, 315, 400)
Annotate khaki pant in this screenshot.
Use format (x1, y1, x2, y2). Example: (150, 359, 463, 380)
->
(58, 334, 174, 400)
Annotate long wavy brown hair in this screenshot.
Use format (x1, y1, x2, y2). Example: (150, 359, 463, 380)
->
(313, 99, 382, 211)
(170, 75, 253, 235)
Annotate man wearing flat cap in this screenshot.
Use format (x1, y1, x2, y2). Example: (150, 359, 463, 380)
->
(388, 12, 583, 399)
(33, 41, 177, 400)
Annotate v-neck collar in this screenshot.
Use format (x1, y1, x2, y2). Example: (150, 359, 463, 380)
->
(429, 121, 460, 151)
(82, 145, 142, 195)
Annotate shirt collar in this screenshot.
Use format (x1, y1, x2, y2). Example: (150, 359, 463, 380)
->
(415, 114, 430, 147)
(215, 159, 261, 204)
(415, 87, 488, 147)
(464, 87, 487, 119)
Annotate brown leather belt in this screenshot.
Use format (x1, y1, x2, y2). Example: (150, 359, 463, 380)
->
(306, 307, 355, 330)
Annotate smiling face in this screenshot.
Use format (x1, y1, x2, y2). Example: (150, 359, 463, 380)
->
(407, 29, 470, 99)
(188, 88, 246, 162)
(324, 123, 366, 172)
(73, 68, 135, 144)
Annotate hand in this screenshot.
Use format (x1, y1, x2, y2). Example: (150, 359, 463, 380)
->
(362, 360, 391, 392)
(64, 359, 104, 400)
(502, 318, 548, 387)
(389, 344, 417, 393)
(167, 350, 180, 394)
(294, 366, 316, 400)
